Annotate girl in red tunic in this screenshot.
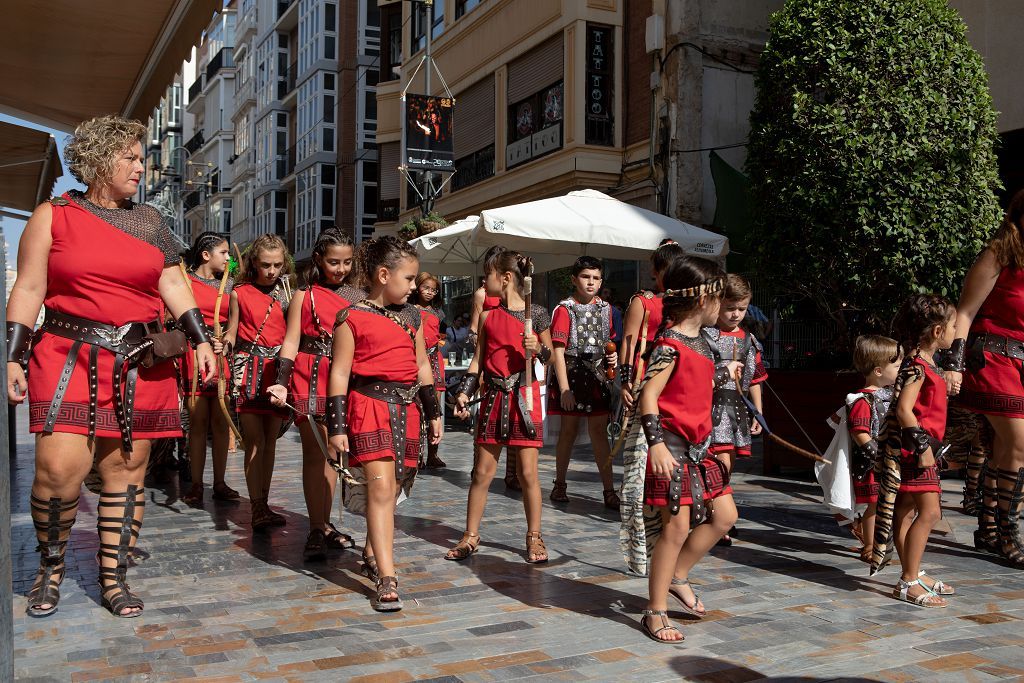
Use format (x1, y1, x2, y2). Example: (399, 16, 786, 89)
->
(448, 249, 554, 565)
(6, 117, 215, 618)
(226, 235, 293, 530)
(267, 228, 362, 560)
(180, 232, 241, 506)
(631, 256, 737, 643)
(884, 295, 957, 607)
(413, 271, 448, 468)
(949, 189, 1024, 567)
(618, 242, 685, 413)
(549, 256, 619, 508)
(326, 236, 442, 612)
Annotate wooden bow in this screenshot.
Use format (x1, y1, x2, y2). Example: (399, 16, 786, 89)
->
(610, 309, 650, 457)
(213, 261, 245, 450)
(523, 258, 535, 410)
(179, 261, 201, 411)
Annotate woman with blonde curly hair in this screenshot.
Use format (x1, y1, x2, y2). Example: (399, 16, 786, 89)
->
(224, 234, 294, 529)
(5, 115, 217, 618)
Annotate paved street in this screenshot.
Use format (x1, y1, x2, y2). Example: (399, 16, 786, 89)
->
(10, 406, 1024, 683)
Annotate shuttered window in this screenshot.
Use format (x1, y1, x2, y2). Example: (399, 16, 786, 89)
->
(454, 75, 495, 158)
(378, 141, 400, 199)
(507, 33, 564, 104)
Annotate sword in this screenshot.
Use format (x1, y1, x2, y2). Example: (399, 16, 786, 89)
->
(278, 398, 363, 487)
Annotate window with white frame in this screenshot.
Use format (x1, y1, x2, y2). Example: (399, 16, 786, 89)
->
(296, 71, 336, 163)
(255, 112, 288, 185)
(168, 84, 182, 127)
(235, 111, 250, 158)
(299, 0, 338, 76)
(294, 163, 335, 254)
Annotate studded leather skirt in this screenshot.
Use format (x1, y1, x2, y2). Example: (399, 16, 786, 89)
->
(475, 371, 544, 448)
(27, 309, 181, 451)
(347, 377, 422, 472)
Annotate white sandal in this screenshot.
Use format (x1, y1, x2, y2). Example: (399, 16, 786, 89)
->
(894, 578, 946, 608)
(918, 569, 955, 595)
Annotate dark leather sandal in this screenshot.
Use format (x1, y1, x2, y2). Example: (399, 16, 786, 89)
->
(251, 499, 274, 530)
(445, 532, 480, 561)
(182, 482, 203, 506)
(26, 495, 78, 618)
(325, 522, 355, 550)
(603, 488, 621, 510)
(304, 529, 327, 562)
(97, 487, 145, 618)
(371, 576, 403, 612)
(212, 482, 240, 501)
(641, 609, 685, 643)
(361, 550, 380, 582)
(550, 481, 569, 503)
(525, 531, 548, 563)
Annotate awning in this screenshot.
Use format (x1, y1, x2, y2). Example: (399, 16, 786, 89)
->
(0, 120, 63, 213)
(0, 1, 219, 131)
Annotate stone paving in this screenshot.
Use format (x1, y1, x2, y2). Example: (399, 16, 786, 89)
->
(9, 405, 1024, 682)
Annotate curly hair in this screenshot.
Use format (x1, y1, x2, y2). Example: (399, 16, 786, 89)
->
(891, 293, 955, 359)
(989, 188, 1024, 271)
(236, 234, 294, 284)
(64, 115, 147, 186)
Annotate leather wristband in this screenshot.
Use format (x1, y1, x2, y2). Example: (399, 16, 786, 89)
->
(418, 385, 442, 420)
(457, 371, 480, 398)
(641, 413, 665, 448)
(177, 308, 213, 347)
(714, 366, 733, 388)
(6, 321, 33, 367)
(619, 364, 633, 382)
(901, 426, 931, 456)
(537, 344, 552, 364)
(327, 394, 348, 437)
(942, 338, 967, 372)
(275, 357, 294, 387)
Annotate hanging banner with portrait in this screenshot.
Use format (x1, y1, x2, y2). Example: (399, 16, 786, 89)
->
(403, 94, 455, 170)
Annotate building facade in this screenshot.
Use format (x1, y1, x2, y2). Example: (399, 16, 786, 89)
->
(183, 6, 238, 243)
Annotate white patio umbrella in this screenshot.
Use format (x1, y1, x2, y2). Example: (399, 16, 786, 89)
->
(472, 189, 729, 261)
(409, 216, 575, 275)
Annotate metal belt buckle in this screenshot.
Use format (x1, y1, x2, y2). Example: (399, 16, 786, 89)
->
(1008, 339, 1024, 360)
(394, 384, 420, 403)
(93, 323, 134, 350)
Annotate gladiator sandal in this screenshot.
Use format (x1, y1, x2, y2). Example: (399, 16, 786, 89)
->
(995, 467, 1024, 569)
(25, 495, 78, 618)
(640, 609, 684, 643)
(975, 466, 1000, 554)
(324, 522, 355, 550)
(424, 443, 447, 469)
(97, 486, 145, 618)
(303, 528, 327, 562)
(371, 576, 403, 612)
(525, 531, 548, 564)
(603, 488, 621, 510)
(251, 499, 273, 530)
(962, 459, 985, 516)
(550, 480, 569, 503)
(504, 450, 521, 491)
(182, 482, 204, 507)
(444, 532, 480, 561)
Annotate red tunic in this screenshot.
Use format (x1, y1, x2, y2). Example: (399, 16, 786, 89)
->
(962, 266, 1024, 418)
(28, 196, 180, 440)
(180, 273, 230, 399)
(849, 390, 879, 504)
(344, 305, 422, 468)
(899, 357, 946, 494)
(643, 335, 733, 508)
(418, 307, 446, 391)
(234, 282, 288, 415)
(483, 295, 500, 311)
(633, 292, 663, 344)
(548, 300, 616, 416)
(290, 285, 356, 423)
(475, 305, 547, 448)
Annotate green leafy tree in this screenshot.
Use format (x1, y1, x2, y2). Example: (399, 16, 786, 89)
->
(747, 0, 1001, 339)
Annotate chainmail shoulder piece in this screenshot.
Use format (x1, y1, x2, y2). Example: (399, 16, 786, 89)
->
(500, 304, 551, 333)
(190, 271, 234, 297)
(334, 284, 367, 303)
(662, 330, 714, 362)
(68, 190, 181, 266)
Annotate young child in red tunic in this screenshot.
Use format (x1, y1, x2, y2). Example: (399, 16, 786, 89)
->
(180, 232, 241, 506)
(448, 249, 554, 564)
(619, 242, 685, 414)
(267, 228, 362, 560)
(326, 235, 442, 612)
(885, 294, 958, 607)
(413, 271, 448, 469)
(846, 335, 900, 562)
(549, 256, 618, 507)
(634, 255, 740, 643)
(226, 234, 293, 530)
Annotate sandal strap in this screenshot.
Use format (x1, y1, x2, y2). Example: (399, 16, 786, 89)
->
(376, 576, 399, 598)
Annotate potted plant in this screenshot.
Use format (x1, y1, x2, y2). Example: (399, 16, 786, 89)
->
(398, 212, 447, 242)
